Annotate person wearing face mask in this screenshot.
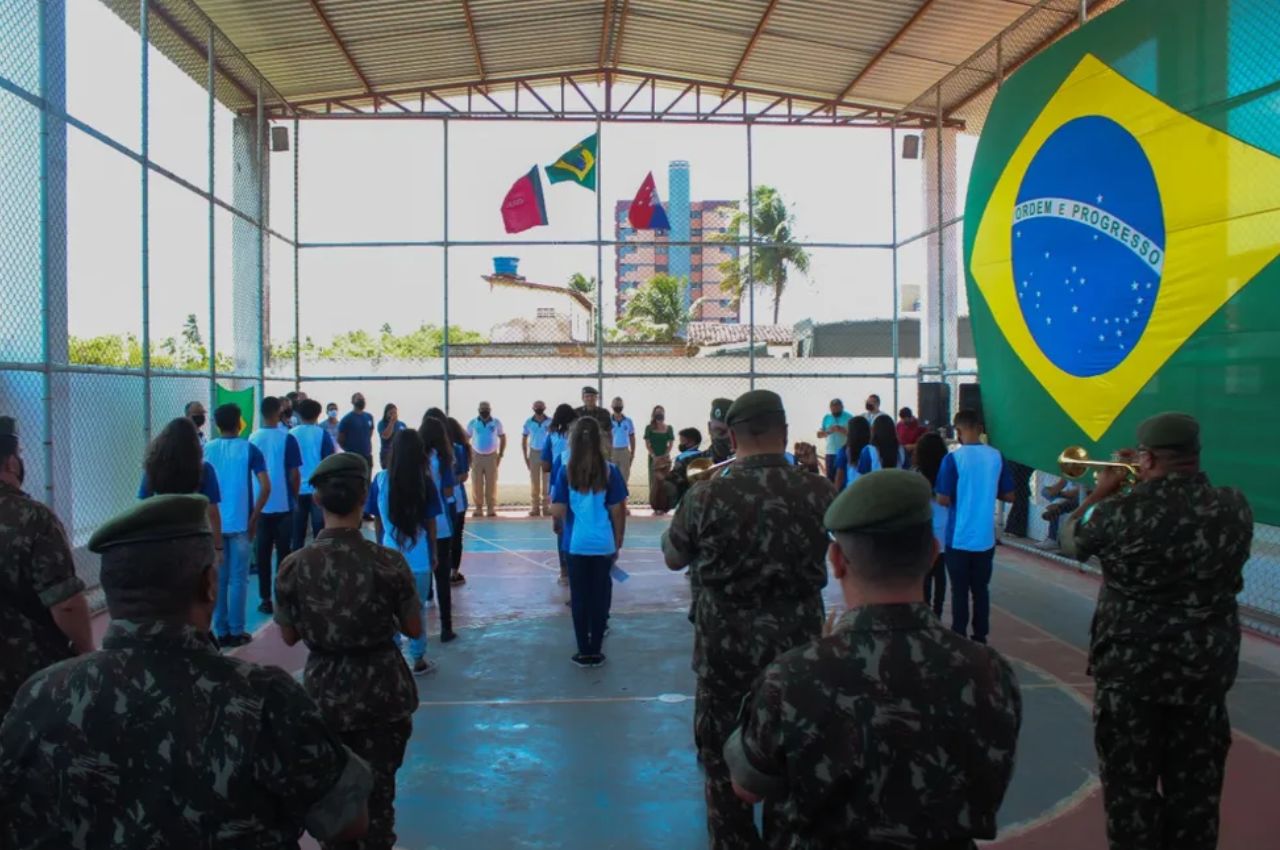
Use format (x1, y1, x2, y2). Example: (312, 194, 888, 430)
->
(185, 401, 208, 446)
(323, 403, 342, 450)
(0, 416, 94, 719)
(608, 397, 636, 490)
(643, 406, 675, 516)
(575, 386, 613, 435)
(864, 393, 890, 425)
(337, 393, 375, 493)
(649, 398, 735, 514)
(521, 401, 551, 517)
(466, 402, 506, 519)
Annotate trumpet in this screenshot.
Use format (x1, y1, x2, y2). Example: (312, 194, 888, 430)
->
(1058, 445, 1139, 482)
(687, 456, 736, 480)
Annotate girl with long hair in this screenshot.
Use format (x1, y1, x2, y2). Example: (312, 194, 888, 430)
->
(418, 416, 459, 642)
(856, 414, 910, 474)
(444, 416, 472, 585)
(549, 418, 628, 668)
(377, 403, 404, 470)
(643, 405, 675, 515)
(542, 403, 578, 584)
(913, 431, 950, 618)
(139, 416, 224, 558)
(834, 416, 872, 491)
(367, 429, 441, 674)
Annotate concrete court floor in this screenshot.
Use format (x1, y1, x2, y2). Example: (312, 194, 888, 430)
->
(92, 515, 1280, 849)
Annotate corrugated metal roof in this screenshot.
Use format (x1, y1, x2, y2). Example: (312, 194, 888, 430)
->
(158, 0, 1121, 122)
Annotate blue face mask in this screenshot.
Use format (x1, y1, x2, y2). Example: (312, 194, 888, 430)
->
(327, 410, 338, 420)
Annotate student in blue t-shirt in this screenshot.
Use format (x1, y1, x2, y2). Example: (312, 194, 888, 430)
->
(674, 427, 703, 463)
(419, 416, 459, 642)
(367, 429, 441, 676)
(445, 416, 473, 585)
(856, 414, 911, 476)
(550, 418, 628, 668)
(137, 417, 223, 546)
(203, 403, 270, 647)
(377, 403, 406, 470)
(290, 399, 336, 549)
(912, 431, 952, 618)
(337, 392, 375, 479)
(934, 409, 1016, 644)
(540, 404, 578, 584)
(249, 396, 303, 615)
(834, 416, 873, 491)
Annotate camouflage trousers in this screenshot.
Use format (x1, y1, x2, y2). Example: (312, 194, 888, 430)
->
(324, 718, 414, 850)
(1094, 686, 1231, 850)
(695, 678, 774, 850)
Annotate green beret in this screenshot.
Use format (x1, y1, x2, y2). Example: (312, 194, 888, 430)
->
(726, 390, 785, 426)
(310, 451, 369, 487)
(1137, 411, 1199, 451)
(709, 398, 734, 424)
(582, 385, 599, 396)
(824, 469, 934, 534)
(88, 494, 211, 553)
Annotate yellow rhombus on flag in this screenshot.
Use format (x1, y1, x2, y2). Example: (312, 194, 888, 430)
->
(971, 54, 1280, 440)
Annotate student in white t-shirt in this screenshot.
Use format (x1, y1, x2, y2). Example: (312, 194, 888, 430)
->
(934, 409, 1016, 644)
(549, 418, 628, 669)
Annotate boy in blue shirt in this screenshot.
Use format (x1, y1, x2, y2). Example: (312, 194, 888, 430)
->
(290, 399, 336, 549)
(203, 403, 270, 646)
(675, 428, 702, 463)
(934, 409, 1016, 644)
(249, 396, 302, 615)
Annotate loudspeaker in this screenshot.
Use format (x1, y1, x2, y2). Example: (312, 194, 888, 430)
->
(902, 134, 920, 159)
(958, 383, 982, 424)
(918, 382, 950, 431)
(270, 126, 290, 152)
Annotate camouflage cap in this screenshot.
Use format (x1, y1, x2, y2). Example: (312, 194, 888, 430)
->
(824, 468, 933, 534)
(88, 493, 211, 553)
(709, 398, 735, 424)
(1136, 411, 1200, 452)
(726, 390, 785, 427)
(310, 451, 369, 487)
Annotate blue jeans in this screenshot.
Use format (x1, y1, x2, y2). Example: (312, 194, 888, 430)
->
(214, 533, 251, 638)
(567, 554, 613, 655)
(408, 570, 432, 662)
(945, 547, 995, 642)
(291, 493, 323, 550)
(824, 454, 839, 482)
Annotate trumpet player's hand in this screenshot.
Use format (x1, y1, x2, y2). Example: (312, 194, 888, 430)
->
(1094, 464, 1129, 495)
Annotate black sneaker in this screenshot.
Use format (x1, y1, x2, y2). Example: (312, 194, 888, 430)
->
(450, 571, 466, 586)
(235, 633, 253, 647)
(412, 658, 438, 676)
(257, 600, 274, 615)
(571, 653, 591, 668)
(440, 630, 458, 643)
(588, 654, 607, 668)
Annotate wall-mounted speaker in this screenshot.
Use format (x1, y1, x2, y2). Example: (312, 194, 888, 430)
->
(271, 126, 290, 152)
(902, 134, 920, 159)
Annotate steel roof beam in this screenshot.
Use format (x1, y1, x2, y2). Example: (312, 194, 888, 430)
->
(147, 2, 258, 107)
(835, 0, 939, 103)
(728, 0, 781, 87)
(610, 0, 631, 68)
(598, 0, 615, 68)
(461, 0, 488, 85)
(305, 0, 375, 96)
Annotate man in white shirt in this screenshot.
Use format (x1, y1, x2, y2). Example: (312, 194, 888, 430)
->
(609, 397, 636, 485)
(522, 401, 551, 517)
(185, 401, 207, 447)
(467, 401, 506, 518)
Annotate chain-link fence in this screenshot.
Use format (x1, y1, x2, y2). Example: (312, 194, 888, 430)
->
(3, 0, 1277, 627)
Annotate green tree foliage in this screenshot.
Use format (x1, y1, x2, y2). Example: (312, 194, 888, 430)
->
(715, 185, 810, 325)
(567, 272, 596, 296)
(617, 274, 701, 342)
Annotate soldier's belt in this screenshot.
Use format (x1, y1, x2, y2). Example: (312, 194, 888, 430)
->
(305, 640, 398, 658)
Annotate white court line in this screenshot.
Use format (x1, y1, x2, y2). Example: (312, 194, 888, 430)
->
(419, 693, 693, 708)
(463, 528, 559, 573)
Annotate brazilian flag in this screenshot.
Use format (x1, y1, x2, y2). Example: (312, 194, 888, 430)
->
(966, 0, 1280, 523)
(213, 384, 255, 437)
(545, 133, 597, 191)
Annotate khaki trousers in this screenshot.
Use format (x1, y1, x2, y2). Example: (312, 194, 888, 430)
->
(529, 462, 549, 514)
(611, 447, 633, 484)
(473, 452, 499, 515)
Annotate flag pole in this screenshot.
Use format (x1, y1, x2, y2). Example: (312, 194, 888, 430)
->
(595, 120, 604, 395)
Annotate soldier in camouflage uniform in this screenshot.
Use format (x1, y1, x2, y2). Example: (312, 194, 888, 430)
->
(275, 452, 423, 850)
(0, 415, 93, 718)
(649, 397, 736, 514)
(724, 469, 1023, 849)
(0, 493, 372, 848)
(662, 390, 836, 849)
(1061, 412, 1253, 850)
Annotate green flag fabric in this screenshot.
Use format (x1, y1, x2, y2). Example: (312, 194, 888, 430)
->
(964, 0, 1280, 523)
(213, 384, 255, 437)
(545, 133, 598, 191)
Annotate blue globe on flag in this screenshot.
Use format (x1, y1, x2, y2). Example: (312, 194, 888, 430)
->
(1011, 115, 1165, 377)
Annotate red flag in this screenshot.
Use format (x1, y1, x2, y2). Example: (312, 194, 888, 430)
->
(627, 171, 670, 230)
(502, 166, 549, 234)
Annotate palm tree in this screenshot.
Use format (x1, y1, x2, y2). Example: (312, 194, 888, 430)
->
(567, 272, 596, 296)
(715, 185, 810, 325)
(618, 274, 701, 342)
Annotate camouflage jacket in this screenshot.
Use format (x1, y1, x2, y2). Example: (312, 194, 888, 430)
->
(574, 405, 614, 436)
(0, 480, 84, 718)
(724, 603, 1023, 849)
(275, 528, 421, 730)
(1072, 472, 1252, 701)
(662, 454, 836, 685)
(0, 619, 372, 849)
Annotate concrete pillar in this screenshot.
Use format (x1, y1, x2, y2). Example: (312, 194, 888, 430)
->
(231, 113, 266, 380)
(921, 126, 959, 392)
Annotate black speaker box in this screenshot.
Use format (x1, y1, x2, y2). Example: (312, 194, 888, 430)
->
(918, 382, 950, 431)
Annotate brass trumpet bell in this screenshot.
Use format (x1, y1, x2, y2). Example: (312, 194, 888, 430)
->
(687, 456, 736, 480)
(1057, 445, 1139, 481)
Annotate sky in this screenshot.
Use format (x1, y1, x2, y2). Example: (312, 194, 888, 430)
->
(59, 0, 977, 352)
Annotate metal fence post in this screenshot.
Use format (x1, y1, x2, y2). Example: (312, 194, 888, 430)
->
(890, 123, 899, 412)
(293, 116, 300, 389)
(935, 86, 945, 393)
(747, 122, 756, 389)
(140, 0, 152, 443)
(595, 117, 604, 392)
(256, 83, 265, 401)
(442, 118, 450, 411)
(207, 25, 216, 407)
